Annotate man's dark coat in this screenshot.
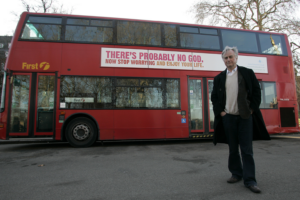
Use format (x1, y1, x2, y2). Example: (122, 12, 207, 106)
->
(211, 65, 271, 145)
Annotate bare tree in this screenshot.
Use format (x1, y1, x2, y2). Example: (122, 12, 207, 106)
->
(191, 0, 300, 69)
(21, 0, 73, 14)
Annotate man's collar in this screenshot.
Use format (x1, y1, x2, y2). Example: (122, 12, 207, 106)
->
(226, 66, 237, 74)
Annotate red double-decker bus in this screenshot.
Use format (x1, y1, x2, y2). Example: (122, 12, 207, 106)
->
(0, 12, 298, 147)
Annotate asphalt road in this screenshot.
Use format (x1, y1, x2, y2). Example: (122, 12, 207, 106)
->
(0, 134, 300, 200)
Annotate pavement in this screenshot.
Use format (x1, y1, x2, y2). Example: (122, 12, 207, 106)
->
(1, 133, 300, 199)
(1, 133, 299, 144)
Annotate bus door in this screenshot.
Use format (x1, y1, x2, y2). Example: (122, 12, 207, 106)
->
(188, 77, 214, 138)
(8, 73, 56, 138)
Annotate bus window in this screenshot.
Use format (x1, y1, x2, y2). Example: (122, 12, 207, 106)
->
(164, 25, 177, 47)
(65, 18, 113, 43)
(200, 28, 218, 35)
(0, 72, 6, 112)
(180, 26, 220, 50)
(189, 79, 203, 130)
(180, 33, 220, 50)
(166, 79, 179, 108)
(259, 34, 286, 55)
(221, 30, 258, 53)
(60, 77, 179, 109)
(140, 79, 163, 86)
(0, 73, 3, 104)
(37, 76, 55, 132)
(260, 82, 277, 109)
(91, 20, 113, 27)
(115, 78, 165, 108)
(116, 87, 149, 108)
(208, 80, 214, 129)
(117, 21, 161, 46)
(60, 76, 113, 109)
(116, 78, 139, 86)
(21, 16, 62, 41)
(180, 26, 199, 33)
(27, 16, 62, 24)
(10, 75, 30, 132)
(65, 26, 113, 43)
(67, 18, 89, 25)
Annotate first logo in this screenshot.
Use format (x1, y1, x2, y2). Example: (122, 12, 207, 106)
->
(40, 62, 50, 70)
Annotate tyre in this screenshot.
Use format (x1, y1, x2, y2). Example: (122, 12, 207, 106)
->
(65, 117, 97, 148)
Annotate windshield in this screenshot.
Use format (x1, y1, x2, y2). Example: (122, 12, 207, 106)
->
(0, 72, 6, 112)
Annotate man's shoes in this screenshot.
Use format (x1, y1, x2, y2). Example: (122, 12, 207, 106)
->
(227, 176, 241, 183)
(247, 185, 261, 193)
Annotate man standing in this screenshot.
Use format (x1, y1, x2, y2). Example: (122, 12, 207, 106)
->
(211, 46, 270, 193)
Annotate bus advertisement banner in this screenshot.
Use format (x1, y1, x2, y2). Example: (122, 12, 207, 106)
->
(101, 48, 268, 73)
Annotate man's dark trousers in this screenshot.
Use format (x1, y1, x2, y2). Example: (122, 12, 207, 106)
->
(222, 113, 257, 186)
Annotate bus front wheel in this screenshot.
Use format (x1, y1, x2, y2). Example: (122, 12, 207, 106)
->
(65, 117, 97, 148)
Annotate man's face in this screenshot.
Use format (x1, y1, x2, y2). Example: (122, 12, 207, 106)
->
(223, 50, 237, 70)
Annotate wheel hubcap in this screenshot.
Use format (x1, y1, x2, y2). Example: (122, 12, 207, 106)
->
(73, 124, 90, 140)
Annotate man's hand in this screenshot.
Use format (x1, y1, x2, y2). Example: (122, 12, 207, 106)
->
(220, 111, 226, 117)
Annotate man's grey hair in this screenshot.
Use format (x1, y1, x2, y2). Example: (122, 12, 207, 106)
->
(222, 46, 238, 59)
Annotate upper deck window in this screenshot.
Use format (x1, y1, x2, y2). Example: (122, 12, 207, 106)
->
(117, 21, 161, 46)
(180, 26, 220, 50)
(180, 27, 198, 33)
(65, 18, 113, 43)
(91, 20, 113, 27)
(27, 16, 62, 24)
(222, 30, 258, 53)
(21, 16, 62, 41)
(200, 28, 218, 35)
(164, 25, 177, 47)
(65, 26, 113, 43)
(259, 34, 286, 55)
(18, 15, 288, 56)
(67, 18, 89, 25)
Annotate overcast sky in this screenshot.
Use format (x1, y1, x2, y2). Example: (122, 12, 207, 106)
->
(0, 0, 198, 36)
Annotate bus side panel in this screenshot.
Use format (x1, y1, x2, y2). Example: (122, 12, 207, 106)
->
(277, 82, 297, 101)
(115, 68, 165, 78)
(165, 128, 189, 138)
(8, 42, 62, 72)
(262, 102, 299, 134)
(114, 129, 165, 140)
(261, 109, 280, 133)
(99, 129, 114, 140)
(62, 44, 116, 76)
(113, 110, 186, 139)
(92, 110, 114, 140)
(114, 110, 165, 129)
(268, 57, 292, 84)
(163, 110, 189, 138)
(55, 110, 115, 141)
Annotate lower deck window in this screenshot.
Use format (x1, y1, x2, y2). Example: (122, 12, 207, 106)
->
(60, 76, 180, 109)
(260, 82, 277, 109)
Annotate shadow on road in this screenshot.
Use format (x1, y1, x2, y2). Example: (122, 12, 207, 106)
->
(0, 138, 213, 151)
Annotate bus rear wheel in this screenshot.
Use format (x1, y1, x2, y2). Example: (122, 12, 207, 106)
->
(65, 117, 97, 148)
